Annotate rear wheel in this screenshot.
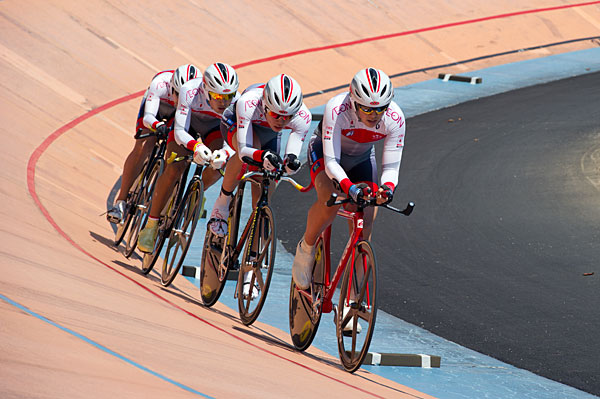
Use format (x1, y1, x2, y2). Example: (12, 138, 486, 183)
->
(160, 182, 203, 287)
(237, 205, 276, 326)
(289, 238, 325, 351)
(114, 166, 145, 246)
(124, 158, 163, 258)
(336, 240, 377, 373)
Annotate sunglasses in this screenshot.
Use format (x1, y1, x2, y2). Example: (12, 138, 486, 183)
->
(208, 91, 236, 101)
(357, 104, 388, 115)
(265, 107, 293, 120)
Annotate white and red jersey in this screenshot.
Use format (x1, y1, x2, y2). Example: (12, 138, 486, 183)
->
(174, 77, 240, 150)
(236, 84, 312, 162)
(321, 92, 405, 193)
(142, 70, 177, 130)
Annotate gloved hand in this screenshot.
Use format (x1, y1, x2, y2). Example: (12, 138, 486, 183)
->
(155, 121, 168, 139)
(377, 184, 394, 205)
(193, 143, 212, 165)
(261, 150, 282, 172)
(210, 149, 230, 169)
(348, 182, 371, 204)
(283, 154, 301, 175)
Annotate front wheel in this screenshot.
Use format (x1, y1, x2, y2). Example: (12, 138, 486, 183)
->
(199, 228, 227, 306)
(336, 240, 377, 373)
(124, 158, 163, 258)
(140, 180, 180, 275)
(237, 205, 276, 326)
(288, 238, 325, 351)
(161, 182, 203, 287)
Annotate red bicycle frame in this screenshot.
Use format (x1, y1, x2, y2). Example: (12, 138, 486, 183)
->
(299, 205, 367, 314)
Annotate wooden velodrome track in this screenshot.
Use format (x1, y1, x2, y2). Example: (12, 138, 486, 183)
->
(2, 1, 600, 397)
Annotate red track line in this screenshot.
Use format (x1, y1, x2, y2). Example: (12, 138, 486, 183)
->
(233, 1, 600, 68)
(27, 2, 599, 396)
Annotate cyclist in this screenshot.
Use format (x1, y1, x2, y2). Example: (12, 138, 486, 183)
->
(107, 64, 199, 224)
(137, 62, 240, 253)
(292, 67, 406, 293)
(208, 73, 312, 297)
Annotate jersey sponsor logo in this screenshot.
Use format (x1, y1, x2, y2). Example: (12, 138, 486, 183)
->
(296, 109, 311, 124)
(331, 101, 352, 118)
(386, 109, 405, 127)
(186, 88, 200, 101)
(312, 160, 321, 173)
(245, 99, 259, 112)
(178, 104, 188, 116)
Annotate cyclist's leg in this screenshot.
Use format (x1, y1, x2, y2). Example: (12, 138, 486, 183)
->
(138, 139, 188, 252)
(292, 137, 339, 289)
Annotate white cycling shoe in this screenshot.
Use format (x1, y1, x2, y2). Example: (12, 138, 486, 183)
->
(292, 239, 315, 290)
(242, 271, 259, 299)
(107, 200, 126, 224)
(342, 302, 362, 335)
(208, 194, 230, 237)
(208, 206, 228, 237)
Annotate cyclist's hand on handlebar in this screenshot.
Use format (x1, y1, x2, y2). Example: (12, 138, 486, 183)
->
(348, 183, 371, 204)
(193, 142, 212, 165)
(155, 121, 168, 139)
(210, 149, 230, 169)
(376, 184, 394, 205)
(261, 150, 282, 172)
(283, 154, 301, 175)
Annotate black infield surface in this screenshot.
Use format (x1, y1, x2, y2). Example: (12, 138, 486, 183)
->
(272, 71, 600, 396)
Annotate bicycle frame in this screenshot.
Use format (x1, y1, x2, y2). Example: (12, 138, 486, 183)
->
(227, 171, 273, 292)
(299, 205, 367, 315)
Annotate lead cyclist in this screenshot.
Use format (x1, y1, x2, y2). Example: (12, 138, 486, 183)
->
(291, 68, 407, 307)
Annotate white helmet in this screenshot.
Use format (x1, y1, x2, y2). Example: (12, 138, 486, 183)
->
(203, 62, 239, 94)
(263, 74, 303, 116)
(171, 64, 199, 94)
(349, 67, 394, 107)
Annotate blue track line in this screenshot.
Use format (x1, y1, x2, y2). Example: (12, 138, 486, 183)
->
(0, 292, 214, 399)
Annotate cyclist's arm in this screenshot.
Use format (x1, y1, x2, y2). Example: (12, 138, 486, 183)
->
(236, 98, 261, 163)
(283, 104, 312, 158)
(322, 100, 353, 194)
(142, 78, 168, 131)
(380, 103, 406, 191)
(173, 83, 199, 150)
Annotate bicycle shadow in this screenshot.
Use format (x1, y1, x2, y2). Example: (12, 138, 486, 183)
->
(89, 230, 146, 261)
(230, 325, 341, 369)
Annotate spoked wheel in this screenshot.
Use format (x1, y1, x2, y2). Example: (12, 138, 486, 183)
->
(161, 183, 203, 287)
(124, 159, 163, 258)
(200, 186, 243, 306)
(289, 239, 325, 351)
(114, 168, 144, 246)
(237, 205, 276, 326)
(199, 229, 227, 306)
(336, 240, 377, 373)
(140, 181, 180, 275)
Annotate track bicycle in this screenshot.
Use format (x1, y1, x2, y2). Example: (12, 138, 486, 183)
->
(200, 163, 311, 326)
(140, 152, 201, 276)
(288, 193, 414, 372)
(113, 126, 169, 258)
